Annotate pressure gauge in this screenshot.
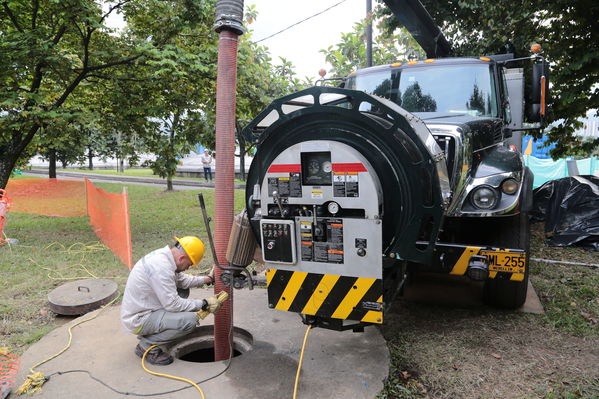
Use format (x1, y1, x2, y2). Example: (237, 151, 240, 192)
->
(327, 201, 340, 215)
(322, 161, 333, 173)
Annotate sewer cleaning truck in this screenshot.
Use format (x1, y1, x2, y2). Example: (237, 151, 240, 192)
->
(232, 0, 549, 331)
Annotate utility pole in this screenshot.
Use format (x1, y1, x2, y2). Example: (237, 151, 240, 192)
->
(366, 0, 373, 67)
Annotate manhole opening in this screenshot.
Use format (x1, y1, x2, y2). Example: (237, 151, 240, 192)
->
(169, 325, 253, 364)
(179, 345, 243, 363)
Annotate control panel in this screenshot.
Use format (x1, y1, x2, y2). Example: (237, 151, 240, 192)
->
(254, 140, 384, 280)
(260, 219, 296, 264)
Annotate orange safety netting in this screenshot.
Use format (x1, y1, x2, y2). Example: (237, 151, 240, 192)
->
(0, 189, 11, 245)
(0, 348, 20, 393)
(86, 179, 133, 269)
(5, 179, 86, 217)
(3, 178, 132, 268)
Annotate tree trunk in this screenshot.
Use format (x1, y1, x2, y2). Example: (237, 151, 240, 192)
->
(239, 147, 246, 181)
(0, 153, 19, 190)
(166, 114, 178, 192)
(0, 125, 42, 189)
(119, 157, 125, 173)
(49, 149, 57, 178)
(236, 121, 246, 181)
(88, 148, 94, 170)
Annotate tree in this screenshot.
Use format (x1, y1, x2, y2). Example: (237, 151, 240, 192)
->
(320, 17, 425, 77)
(0, 0, 214, 189)
(376, 0, 599, 158)
(401, 82, 437, 112)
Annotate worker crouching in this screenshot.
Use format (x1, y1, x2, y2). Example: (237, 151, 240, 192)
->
(121, 236, 223, 365)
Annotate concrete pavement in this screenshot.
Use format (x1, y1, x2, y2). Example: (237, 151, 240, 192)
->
(15, 288, 389, 399)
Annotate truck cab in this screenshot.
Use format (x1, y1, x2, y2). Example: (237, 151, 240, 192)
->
(342, 55, 543, 308)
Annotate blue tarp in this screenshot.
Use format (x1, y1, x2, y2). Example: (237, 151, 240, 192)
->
(522, 135, 556, 159)
(577, 157, 598, 175)
(525, 156, 599, 189)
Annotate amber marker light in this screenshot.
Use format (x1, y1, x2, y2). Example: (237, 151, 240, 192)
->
(407, 61, 418, 65)
(540, 75, 546, 117)
(424, 59, 435, 63)
(531, 43, 542, 53)
(479, 57, 491, 62)
(501, 179, 519, 195)
(390, 62, 402, 67)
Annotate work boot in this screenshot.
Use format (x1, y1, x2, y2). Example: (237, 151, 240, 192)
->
(135, 344, 174, 366)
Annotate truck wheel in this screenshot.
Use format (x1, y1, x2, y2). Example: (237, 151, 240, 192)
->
(483, 211, 530, 309)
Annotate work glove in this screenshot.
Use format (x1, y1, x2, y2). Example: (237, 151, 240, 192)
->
(202, 295, 222, 314)
(197, 291, 228, 320)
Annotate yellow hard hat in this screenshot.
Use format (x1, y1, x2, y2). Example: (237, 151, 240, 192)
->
(174, 236, 205, 267)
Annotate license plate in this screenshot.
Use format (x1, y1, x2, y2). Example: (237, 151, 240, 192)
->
(481, 251, 526, 273)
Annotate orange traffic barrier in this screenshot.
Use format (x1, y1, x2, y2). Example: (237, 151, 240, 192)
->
(86, 179, 133, 268)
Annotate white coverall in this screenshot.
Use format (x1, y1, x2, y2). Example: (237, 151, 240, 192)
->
(120, 246, 210, 349)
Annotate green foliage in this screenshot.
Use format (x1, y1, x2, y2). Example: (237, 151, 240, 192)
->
(320, 17, 425, 77)
(0, 0, 224, 187)
(376, 0, 599, 158)
(0, 0, 302, 189)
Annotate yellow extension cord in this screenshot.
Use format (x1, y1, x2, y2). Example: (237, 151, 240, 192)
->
(26, 241, 126, 281)
(293, 325, 312, 399)
(138, 292, 229, 399)
(15, 294, 120, 395)
(137, 321, 312, 399)
(141, 345, 206, 399)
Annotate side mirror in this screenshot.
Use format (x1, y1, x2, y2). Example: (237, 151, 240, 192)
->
(529, 62, 549, 123)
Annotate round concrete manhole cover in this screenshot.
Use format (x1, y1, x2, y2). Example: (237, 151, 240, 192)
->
(48, 278, 118, 315)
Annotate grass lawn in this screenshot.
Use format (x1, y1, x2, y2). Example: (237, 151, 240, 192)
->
(0, 178, 246, 351)
(1, 176, 598, 398)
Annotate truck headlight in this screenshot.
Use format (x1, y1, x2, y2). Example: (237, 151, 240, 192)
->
(470, 186, 499, 210)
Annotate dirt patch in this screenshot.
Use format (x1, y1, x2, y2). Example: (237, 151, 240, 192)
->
(380, 300, 599, 399)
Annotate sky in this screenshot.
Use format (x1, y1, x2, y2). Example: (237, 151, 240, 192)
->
(101, 1, 371, 156)
(105, 0, 367, 81)
(245, 0, 366, 80)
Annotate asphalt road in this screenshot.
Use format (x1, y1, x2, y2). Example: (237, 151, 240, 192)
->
(24, 169, 246, 191)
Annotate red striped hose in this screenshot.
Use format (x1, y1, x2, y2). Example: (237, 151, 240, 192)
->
(213, 29, 239, 361)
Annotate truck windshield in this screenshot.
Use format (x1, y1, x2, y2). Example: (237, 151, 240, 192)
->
(347, 64, 498, 117)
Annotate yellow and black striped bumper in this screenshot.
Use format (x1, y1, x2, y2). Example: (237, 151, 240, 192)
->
(444, 245, 526, 282)
(266, 269, 384, 324)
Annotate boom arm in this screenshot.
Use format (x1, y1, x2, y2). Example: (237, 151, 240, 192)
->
(382, 0, 451, 58)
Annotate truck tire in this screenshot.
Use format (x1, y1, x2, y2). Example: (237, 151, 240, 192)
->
(483, 211, 530, 309)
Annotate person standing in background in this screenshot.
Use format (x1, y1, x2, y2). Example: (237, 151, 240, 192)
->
(200, 149, 213, 182)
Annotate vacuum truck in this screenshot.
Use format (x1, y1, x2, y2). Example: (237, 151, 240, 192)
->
(235, 0, 548, 331)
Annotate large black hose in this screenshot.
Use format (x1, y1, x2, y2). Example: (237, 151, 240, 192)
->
(214, 0, 245, 35)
